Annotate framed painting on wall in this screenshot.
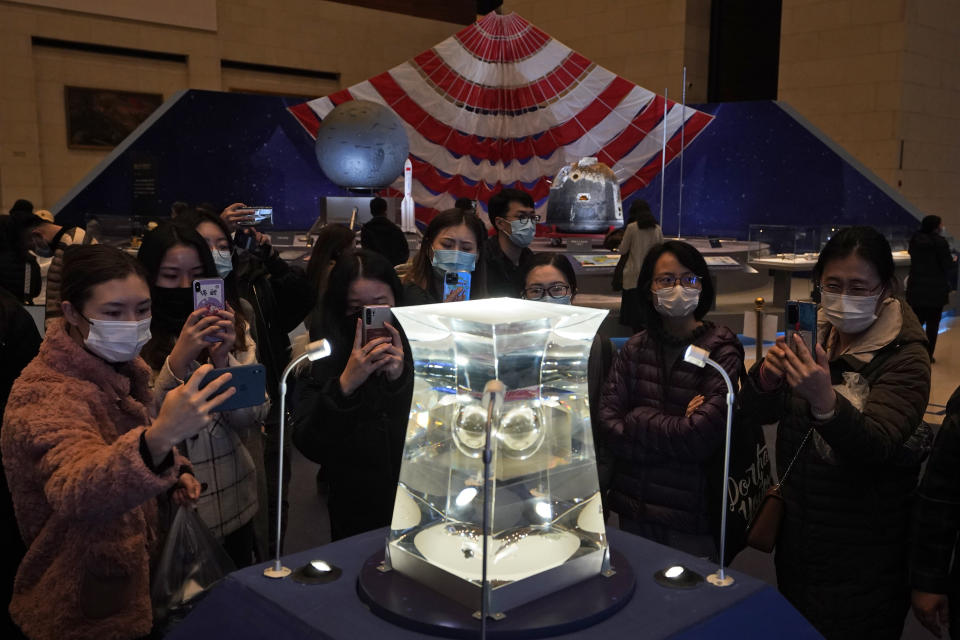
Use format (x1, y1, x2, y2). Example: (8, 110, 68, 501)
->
(65, 86, 163, 150)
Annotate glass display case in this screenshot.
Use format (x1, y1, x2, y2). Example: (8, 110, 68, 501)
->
(748, 224, 822, 265)
(387, 299, 609, 613)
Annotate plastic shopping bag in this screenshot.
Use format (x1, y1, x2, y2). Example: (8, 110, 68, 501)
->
(151, 505, 236, 630)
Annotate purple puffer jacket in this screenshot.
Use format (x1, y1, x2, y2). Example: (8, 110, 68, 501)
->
(598, 323, 744, 535)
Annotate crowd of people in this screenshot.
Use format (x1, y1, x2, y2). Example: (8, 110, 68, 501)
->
(0, 193, 957, 640)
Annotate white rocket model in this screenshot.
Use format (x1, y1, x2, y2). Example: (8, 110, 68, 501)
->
(400, 158, 416, 232)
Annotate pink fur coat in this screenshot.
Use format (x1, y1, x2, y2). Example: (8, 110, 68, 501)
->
(2, 322, 186, 639)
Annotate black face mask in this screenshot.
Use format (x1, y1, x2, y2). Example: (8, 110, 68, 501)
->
(340, 312, 361, 343)
(151, 286, 194, 333)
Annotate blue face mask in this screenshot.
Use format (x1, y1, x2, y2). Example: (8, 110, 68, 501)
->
(213, 252, 233, 279)
(507, 219, 535, 248)
(544, 295, 572, 305)
(432, 249, 476, 273)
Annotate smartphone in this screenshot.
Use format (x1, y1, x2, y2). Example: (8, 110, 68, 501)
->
(362, 305, 392, 346)
(193, 278, 225, 311)
(194, 278, 225, 342)
(785, 300, 817, 356)
(236, 207, 273, 226)
(199, 364, 266, 412)
(442, 271, 471, 302)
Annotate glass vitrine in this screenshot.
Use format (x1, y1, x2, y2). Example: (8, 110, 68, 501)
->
(748, 224, 821, 263)
(387, 299, 609, 613)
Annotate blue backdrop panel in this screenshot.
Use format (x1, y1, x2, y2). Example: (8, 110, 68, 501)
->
(54, 91, 921, 236)
(628, 101, 920, 238)
(54, 90, 345, 230)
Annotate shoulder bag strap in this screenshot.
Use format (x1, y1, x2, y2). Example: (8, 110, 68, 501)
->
(778, 426, 814, 485)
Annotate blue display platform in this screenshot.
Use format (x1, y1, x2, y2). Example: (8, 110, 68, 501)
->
(166, 527, 821, 639)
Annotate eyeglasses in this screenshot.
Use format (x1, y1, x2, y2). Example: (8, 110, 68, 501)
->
(523, 283, 570, 300)
(510, 214, 541, 223)
(818, 282, 883, 297)
(652, 275, 701, 289)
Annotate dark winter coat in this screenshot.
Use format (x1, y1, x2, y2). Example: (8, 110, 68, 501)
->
(0, 287, 40, 639)
(742, 299, 930, 640)
(232, 245, 314, 417)
(907, 230, 953, 308)
(910, 384, 960, 632)
(483, 235, 533, 298)
(361, 216, 409, 267)
(292, 333, 413, 541)
(598, 322, 743, 536)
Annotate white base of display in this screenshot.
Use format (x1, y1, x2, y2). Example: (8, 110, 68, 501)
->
(706, 571, 735, 587)
(263, 565, 292, 579)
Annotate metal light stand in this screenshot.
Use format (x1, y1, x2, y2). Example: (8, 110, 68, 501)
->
(677, 67, 686, 240)
(754, 297, 766, 363)
(479, 380, 505, 637)
(659, 87, 668, 229)
(683, 345, 735, 587)
(263, 339, 332, 579)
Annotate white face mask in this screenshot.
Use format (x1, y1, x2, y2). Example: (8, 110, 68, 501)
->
(653, 285, 700, 318)
(820, 291, 880, 334)
(82, 316, 152, 363)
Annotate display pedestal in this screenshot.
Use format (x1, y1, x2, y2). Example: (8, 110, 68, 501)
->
(357, 547, 635, 639)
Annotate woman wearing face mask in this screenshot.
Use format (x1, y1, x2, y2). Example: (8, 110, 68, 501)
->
(742, 226, 930, 639)
(137, 222, 269, 568)
(618, 200, 663, 332)
(2, 245, 232, 640)
(520, 253, 615, 503)
(177, 208, 288, 560)
(401, 208, 488, 305)
(292, 250, 413, 540)
(598, 241, 744, 557)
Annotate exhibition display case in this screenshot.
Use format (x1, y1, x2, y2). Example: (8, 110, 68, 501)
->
(747, 224, 822, 265)
(387, 299, 609, 613)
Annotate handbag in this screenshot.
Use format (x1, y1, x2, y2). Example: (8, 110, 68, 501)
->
(746, 426, 813, 552)
(612, 251, 628, 292)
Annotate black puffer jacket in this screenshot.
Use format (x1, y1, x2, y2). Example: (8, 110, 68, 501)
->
(598, 322, 743, 535)
(910, 384, 960, 630)
(231, 246, 314, 415)
(907, 230, 953, 308)
(743, 300, 930, 640)
(292, 334, 413, 541)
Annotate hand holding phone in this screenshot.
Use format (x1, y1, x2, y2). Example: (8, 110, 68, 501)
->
(785, 300, 817, 357)
(199, 363, 266, 412)
(194, 279, 225, 343)
(442, 271, 471, 302)
(340, 315, 395, 395)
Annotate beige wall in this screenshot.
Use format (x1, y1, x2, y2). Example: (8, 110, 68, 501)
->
(502, 0, 710, 102)
(778, 0, 907, 199)
(899, 0, 960, 226)
(0, 0, 460, 212)
(778, 0, 960, 228)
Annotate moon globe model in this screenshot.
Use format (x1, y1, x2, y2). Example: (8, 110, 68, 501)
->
(314, 100, 410, 189)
